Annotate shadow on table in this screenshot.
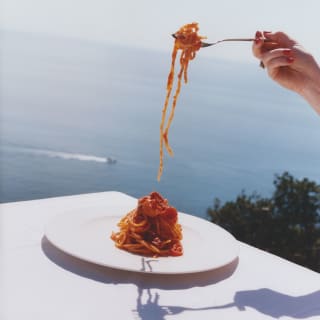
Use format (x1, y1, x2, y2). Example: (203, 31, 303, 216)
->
(130, 288, 320, 319)
(237, 288, 320, 318)
(209, 288, 320, 319)
(41, 237, 320, 319)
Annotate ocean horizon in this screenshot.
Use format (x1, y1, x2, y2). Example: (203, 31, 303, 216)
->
(1, 30, 320, 219)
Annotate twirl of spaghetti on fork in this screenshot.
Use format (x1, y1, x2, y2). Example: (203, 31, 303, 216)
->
(158, 22, 206, 181)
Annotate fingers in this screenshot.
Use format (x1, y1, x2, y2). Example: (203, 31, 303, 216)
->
(252, 31, 278, 60)
(252, 31, 264, 59)
(263, 31, 296, 47)
(252, 30, 297, 59)
(263, 49, 295, 74)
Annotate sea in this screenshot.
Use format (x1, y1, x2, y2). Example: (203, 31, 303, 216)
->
(1, 30, 320, 219)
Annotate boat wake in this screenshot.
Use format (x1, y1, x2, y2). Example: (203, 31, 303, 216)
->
(4, 146, 117, 164)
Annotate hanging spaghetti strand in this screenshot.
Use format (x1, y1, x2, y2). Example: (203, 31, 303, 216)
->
(157, 22, 205, 181)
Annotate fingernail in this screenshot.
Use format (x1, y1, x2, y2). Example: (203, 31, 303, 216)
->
(283, 49, 292, 55)
(282, 49, 291, 55)
(254, 38, 261, 44)
(287, 56, 294, 63)
(255, 31, 262, 38)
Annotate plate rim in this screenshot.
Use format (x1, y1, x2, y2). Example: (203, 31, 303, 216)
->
(45, 207, 239, 274)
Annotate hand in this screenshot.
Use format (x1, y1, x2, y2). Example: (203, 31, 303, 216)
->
(252, 31, 320, 114)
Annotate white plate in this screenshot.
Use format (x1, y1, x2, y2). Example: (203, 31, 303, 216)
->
(45, 207, 239, 274)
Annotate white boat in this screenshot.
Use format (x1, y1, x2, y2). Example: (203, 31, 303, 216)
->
(106, 157, 117, 164)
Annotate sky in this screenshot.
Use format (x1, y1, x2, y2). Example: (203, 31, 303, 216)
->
(2, 0, 320, 63)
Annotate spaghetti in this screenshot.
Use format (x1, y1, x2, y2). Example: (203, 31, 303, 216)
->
(111, 192, 183, 257)
(157, 22, 206, 181)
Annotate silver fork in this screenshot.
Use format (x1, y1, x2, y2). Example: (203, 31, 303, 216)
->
(171, 34, 272, 47)
(201, 38, 257, 47)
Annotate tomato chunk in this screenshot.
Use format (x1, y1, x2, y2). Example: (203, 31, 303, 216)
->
(164, 207, 177, 223)
(170, 243, 183, 256)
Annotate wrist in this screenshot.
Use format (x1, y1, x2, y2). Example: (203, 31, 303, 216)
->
(299, 65, 320, 115)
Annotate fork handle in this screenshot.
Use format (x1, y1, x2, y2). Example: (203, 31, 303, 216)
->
(220, 38, 273, 42)
(201, 38, 276, 47)
(221, 38, 255, 42)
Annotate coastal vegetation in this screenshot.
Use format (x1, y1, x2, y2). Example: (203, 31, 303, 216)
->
(207, 172, 320, 272)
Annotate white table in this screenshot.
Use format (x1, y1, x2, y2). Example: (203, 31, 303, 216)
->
(1, 191, 320, 320)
